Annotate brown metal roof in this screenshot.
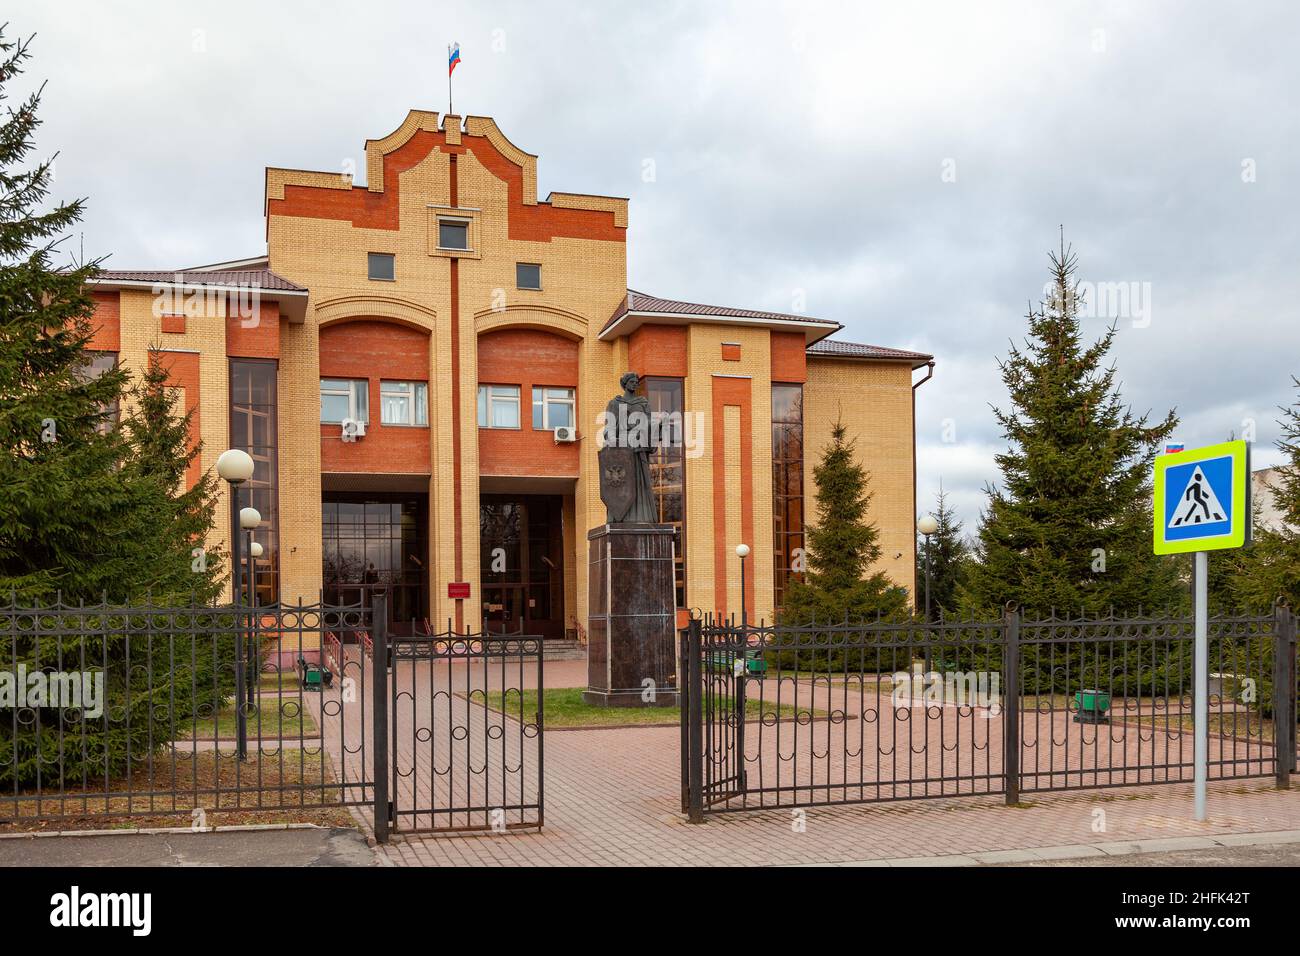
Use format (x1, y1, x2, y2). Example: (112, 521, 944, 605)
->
(807, 338, 933, 367)
(91, 268, 307, 292)
(604, 289, 839, 334)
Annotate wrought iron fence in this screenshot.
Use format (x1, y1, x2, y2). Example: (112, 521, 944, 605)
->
(383, 628, 543, 836)
(1, 593, 378, 828)
(681, 605, 1297, 820)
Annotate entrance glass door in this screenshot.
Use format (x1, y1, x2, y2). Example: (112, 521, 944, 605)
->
(479, 495, 564, 638)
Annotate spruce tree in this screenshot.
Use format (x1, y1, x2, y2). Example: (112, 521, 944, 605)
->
(780, 419, 909, 622)
(120, 346, 224, 603)
(959, 237, 1181, 617)
(1227, 379, 1300, 611)
(0, 31, 140, 601)
(916, 484, 969, 617)
(0, 31, 228, 791)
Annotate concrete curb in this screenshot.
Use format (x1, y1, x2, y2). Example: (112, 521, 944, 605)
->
(0, 823, 332, 840)
(811, 829, 1300, 867)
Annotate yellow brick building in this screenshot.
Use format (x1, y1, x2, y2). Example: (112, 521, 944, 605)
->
(86, 111, 933, 638)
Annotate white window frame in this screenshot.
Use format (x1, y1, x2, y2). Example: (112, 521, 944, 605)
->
(380, 380, 428, 427)
(320, 378, 369, 424)
(531, 386, 575, 430)
(477, 384, 520, 429)
(437, 217, 471, 252)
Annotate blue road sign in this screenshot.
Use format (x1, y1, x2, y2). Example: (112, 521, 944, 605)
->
(1153, 439, 1250, 555)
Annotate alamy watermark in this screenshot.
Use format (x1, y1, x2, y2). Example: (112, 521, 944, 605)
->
(891, 666, 1001, 712)
(0, 666, 104, 719)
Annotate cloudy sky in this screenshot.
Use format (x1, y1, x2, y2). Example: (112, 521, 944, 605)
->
(16, 1, 1300, 532)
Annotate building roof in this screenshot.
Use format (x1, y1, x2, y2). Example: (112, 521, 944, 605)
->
(90, 268, 307, 292)
(806, 338, 933, 367)
(601, 289, 841, 344)
(603, 289, 932, 366)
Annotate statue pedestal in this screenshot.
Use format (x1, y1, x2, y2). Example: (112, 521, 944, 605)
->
(584, 523, 678, 707)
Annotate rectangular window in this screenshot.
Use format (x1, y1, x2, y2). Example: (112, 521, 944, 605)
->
(367, 252, 395, 281)
(231, 359, 280, 604)
(531, 386, 575, 430)
(477, 384, 520, 428)
(772, 383, 804, 612)
(644, 377, 686, 608)
(79, 351, 119, 431)
(516, 262, 541, 290)
(320, 378, 369, 424)
(438, 218, 470, 251)
(380, 380, 428, 426)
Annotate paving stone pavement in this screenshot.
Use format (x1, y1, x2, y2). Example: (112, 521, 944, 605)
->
(372, 716, 1300, 866)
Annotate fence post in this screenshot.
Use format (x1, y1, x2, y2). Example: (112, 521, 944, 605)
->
(686, 617, 704, 823)
(1275, 603, 1294, 790)
(371, 593, 390, 843)
(1003, 603, 1021, 806)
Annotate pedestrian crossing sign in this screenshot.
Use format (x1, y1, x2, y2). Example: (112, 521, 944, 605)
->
(1153, 439, 1251, 555)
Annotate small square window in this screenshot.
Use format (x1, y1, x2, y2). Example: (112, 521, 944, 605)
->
(531, 386, 575, 430)
(380, 380, 428, 426)
(477, 384, 520, 429)
(438, 219, 470, 251)
(367, 252, 395, 281)
(320, 378, 369, 424)
(516, 263, 542, 290)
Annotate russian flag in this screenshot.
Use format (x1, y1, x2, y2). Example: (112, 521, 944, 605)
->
(448, 42, 461, 76)
(1165, 442, 1184, 454)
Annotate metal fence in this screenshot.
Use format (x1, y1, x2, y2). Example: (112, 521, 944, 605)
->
(1, 594, 545, 842)
(681, 605, 1297, 820)
(382, 628, 543, 837)
(1, 593, 378, 827)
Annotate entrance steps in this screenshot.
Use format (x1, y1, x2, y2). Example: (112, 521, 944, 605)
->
(542, 639, 586, 662)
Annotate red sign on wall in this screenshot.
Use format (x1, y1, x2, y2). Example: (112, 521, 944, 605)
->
(447, 582, 471, 600)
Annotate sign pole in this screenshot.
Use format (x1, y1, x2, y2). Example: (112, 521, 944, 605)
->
(1193, 549, 1208, 821)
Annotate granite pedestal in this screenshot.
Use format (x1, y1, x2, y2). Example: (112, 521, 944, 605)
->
(584, 523, 678, 707)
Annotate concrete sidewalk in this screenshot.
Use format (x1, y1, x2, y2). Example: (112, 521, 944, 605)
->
(0, 827, 378, 867)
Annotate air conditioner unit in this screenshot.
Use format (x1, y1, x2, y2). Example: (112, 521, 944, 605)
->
(553, 425, 577, 444)
(341, 418, 367, 443)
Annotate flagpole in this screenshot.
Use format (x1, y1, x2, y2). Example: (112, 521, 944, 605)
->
(447, 44, 453, 115)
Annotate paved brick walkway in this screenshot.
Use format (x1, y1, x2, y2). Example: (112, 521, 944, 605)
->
(310, 656, 1300, 866)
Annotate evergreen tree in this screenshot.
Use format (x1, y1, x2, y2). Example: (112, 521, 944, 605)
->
(1227, 380, 1300, 611)
(0, 31, 139, 601)
(121, 346, 224, 602)
(777, 419, 909, 669)
(959, 237, 1182, 617)
(0, 31, 228, 790)
(915, 484, 969, 617)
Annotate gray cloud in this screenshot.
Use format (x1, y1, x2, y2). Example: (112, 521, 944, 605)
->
(16, 0, 1300, 530)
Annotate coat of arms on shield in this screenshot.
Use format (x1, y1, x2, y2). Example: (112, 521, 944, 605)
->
(599, 445, 637, 523)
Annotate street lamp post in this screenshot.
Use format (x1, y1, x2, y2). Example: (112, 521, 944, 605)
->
(217, 449, 255, 761)
(917, 514, 939, 677)
(240, 507, 262, 712)
(735, 543, 750, 629)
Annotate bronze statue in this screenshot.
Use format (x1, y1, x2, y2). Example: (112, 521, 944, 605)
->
(598, 371, 657, 523)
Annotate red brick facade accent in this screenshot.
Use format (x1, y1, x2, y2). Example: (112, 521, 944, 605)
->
(721, 343, 742, 362)
(226, 299, 281, 358)
(770, 331, 807, 383)
(476, 328, 580, 477)
(160, 313, 186, 334)
(270, 129, 624, 243)
(318, 320, 431, 474)
(711, 375, 754, 619)
(628, 324, 687, 378)
(152, 350, 202, 490)
(88, 292, 121, 352)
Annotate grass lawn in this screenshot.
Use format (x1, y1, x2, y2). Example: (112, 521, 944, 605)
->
(180, 698, 318, 740)
(477, 687, 825, 729)
(0, 749, 355, 832)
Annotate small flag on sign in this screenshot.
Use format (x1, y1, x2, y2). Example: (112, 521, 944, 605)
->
(1165, 442, 1185, 454)
(449, 42, 461, 76)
